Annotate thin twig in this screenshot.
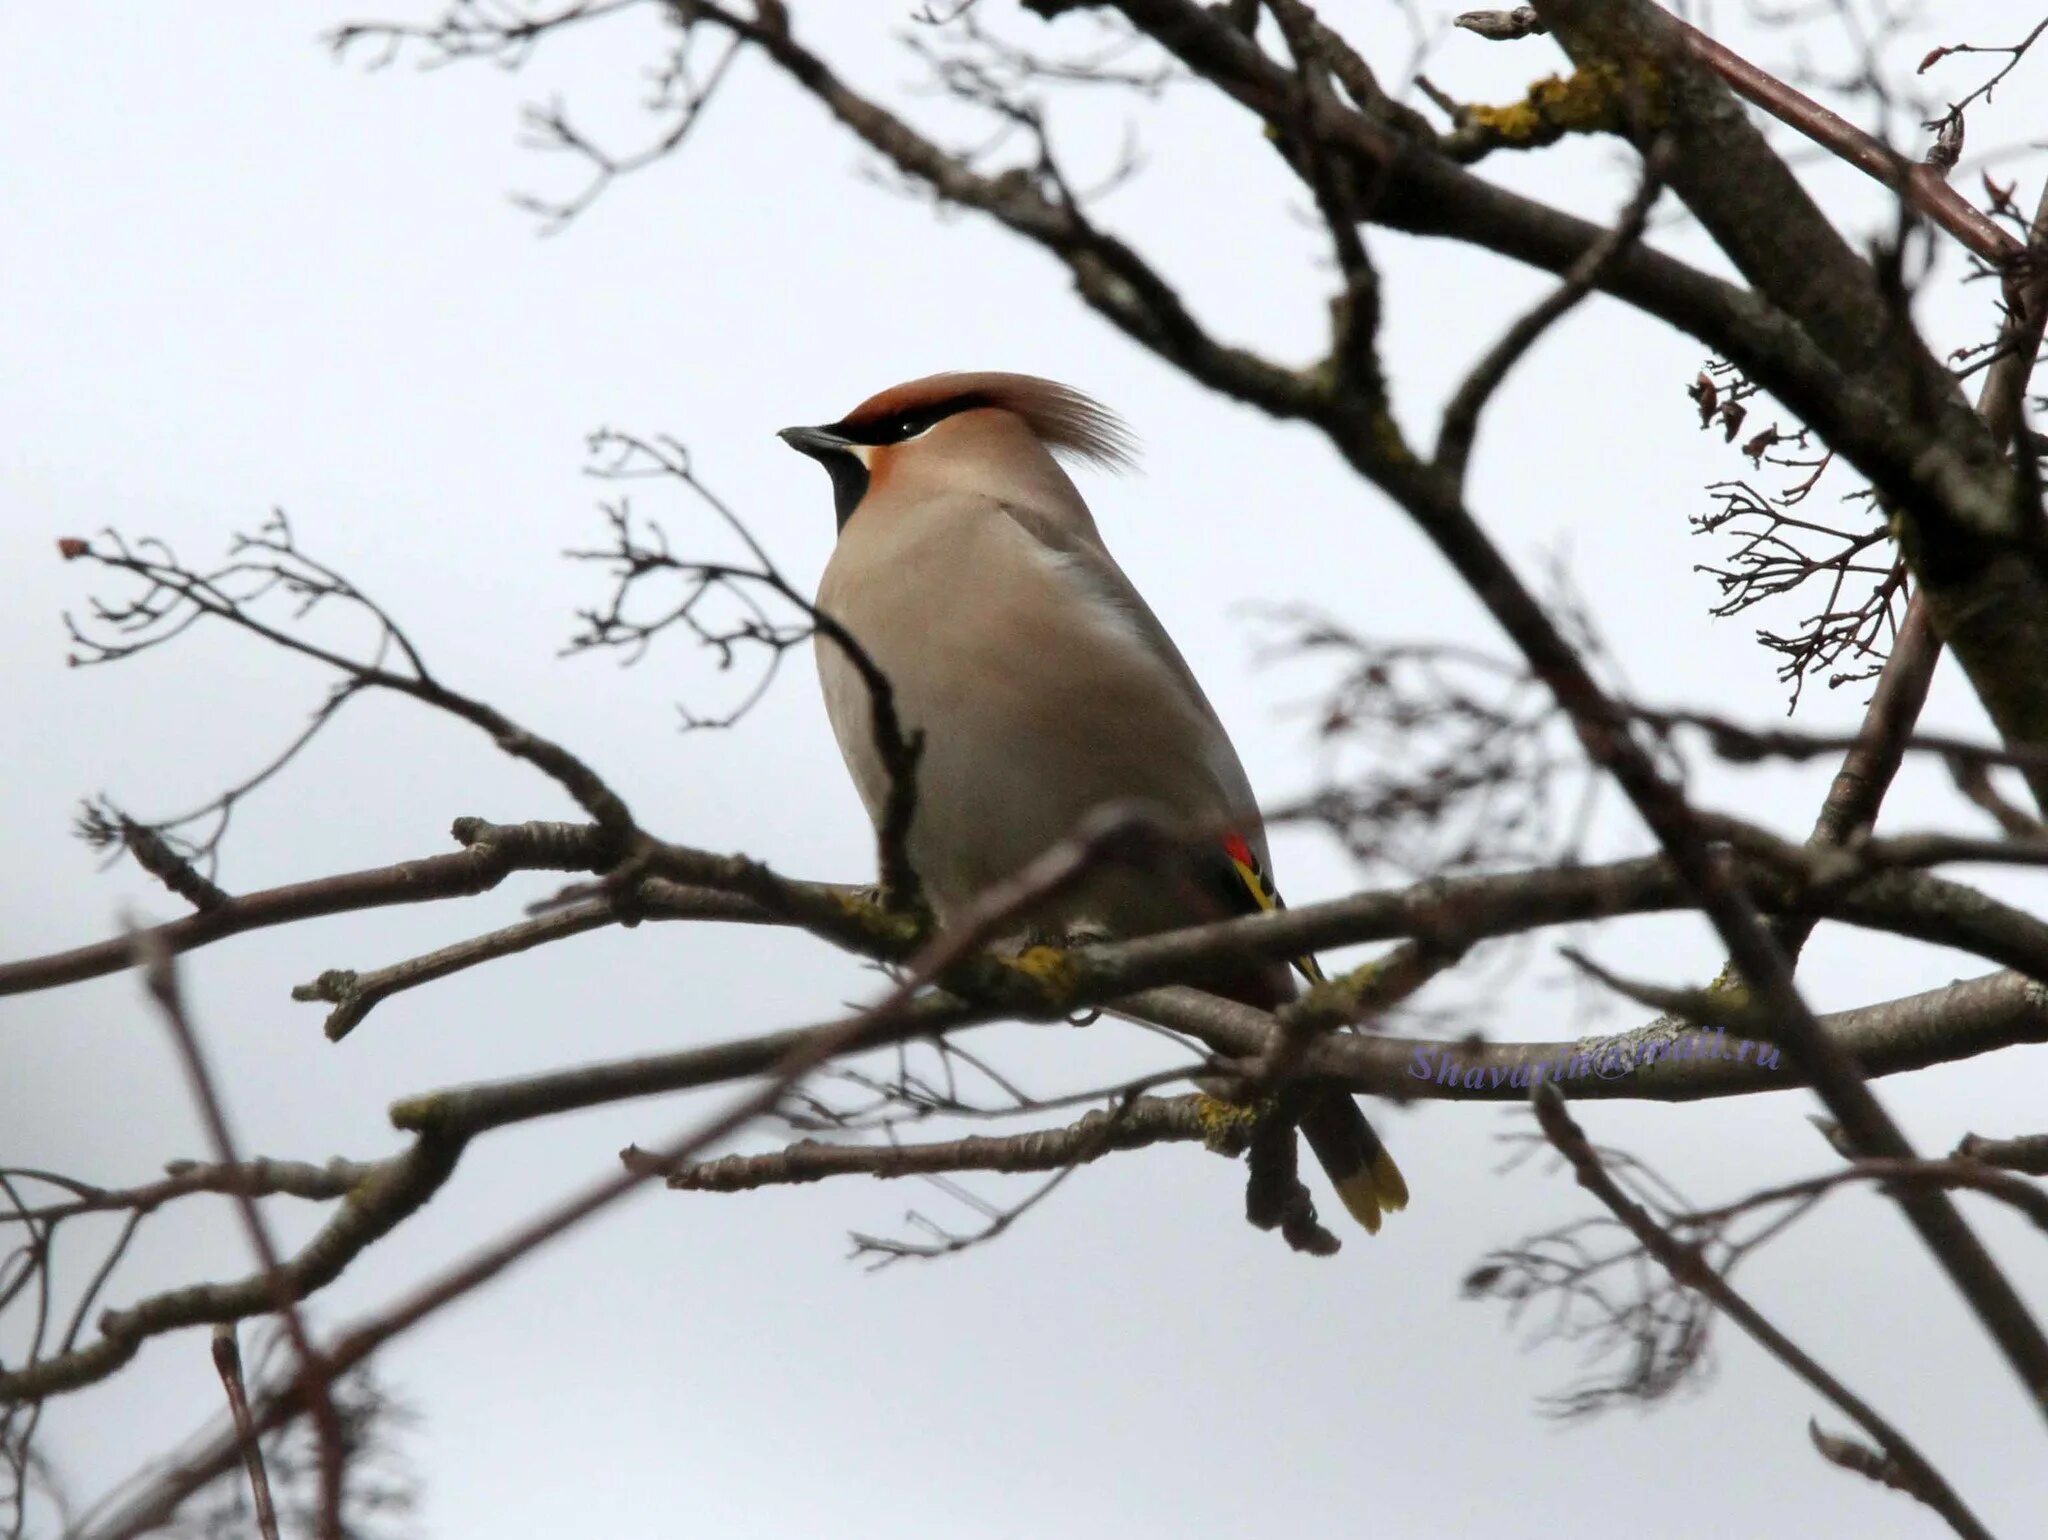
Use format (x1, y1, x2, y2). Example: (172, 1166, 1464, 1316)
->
(137, 934, 346, 1540)
(1436, 157, 1665, 484)
(1678, 1156, 2048, 1235)
(1532, 1083, 1994, 1540)
(1681, 16, 2015, 263)
(628, 1091, 1232, 1191)
(1954, 1130, 2048, 1175)
(210, 1324, 279, 1540)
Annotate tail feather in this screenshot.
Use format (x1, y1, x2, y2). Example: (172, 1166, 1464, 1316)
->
(1299, 1092, 1407, 1235)
(1204, 838, 1407, 1238)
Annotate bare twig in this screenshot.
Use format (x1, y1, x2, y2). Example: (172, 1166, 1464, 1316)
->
(59, 522, 640, 846)
(1685, 459, 1902, 709)
(1680, 1156, 2048, 1236)
(210, 1325, 280, 1540)
(137, 935, 345, 1540)
(295, 879, 776, 1040)
(1436, 157, 1664, 485)
(840, 1088, 1205, 1267)
(1676, 17, 2017, 264)
(5, 1157, 374, 1226)
(1949, 753, 2048, 839)
(1633, 702, 2048, 778)
(1955, 1131, 2048, 1176)
(1919, 18, 2048, 164)
(0, 818, 612, 997)
(1530, 1084, 1994, 1539)
(569, 433, 928, 914)
(1453, 8, 1544, 44)
(629, 1091, 1233, 1191)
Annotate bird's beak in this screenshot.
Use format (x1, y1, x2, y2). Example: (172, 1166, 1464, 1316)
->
(780, 423, 872, 531)
(778, 424, 855, 462)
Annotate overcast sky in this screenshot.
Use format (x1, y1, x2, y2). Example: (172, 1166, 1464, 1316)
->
(5, 3, 2046, 1536)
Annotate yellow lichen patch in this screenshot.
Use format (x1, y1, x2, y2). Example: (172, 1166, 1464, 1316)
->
(828, 886, 882, 919)
(1331, 953, 1389, 1004)
(1287, 978, 1353, 1034)
(387, 1090, 443, 1131)
(1193, 1093, 1265, 1154)
(1316, 946, 1433, 1025)
(828, 886, 923, 947)
(1466, 63, 1634, 148)
(1703, 961, 1751, 1007)
(1007, 943, 1078, 997)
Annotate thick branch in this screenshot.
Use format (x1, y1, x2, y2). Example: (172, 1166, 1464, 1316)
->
(1128, 968, 2048, 1102)
(1532, 0, 2048, 811)
(388, 966, 2048, 1154)
(9, 959, 2041, 1411)
(18, 814, 2048, 1035)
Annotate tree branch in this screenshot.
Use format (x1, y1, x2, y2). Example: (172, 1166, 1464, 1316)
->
(140, 937, 345, 1540)
(1531, 1083, 1995, 1539)
(10, 948, 2043, 1415)
(294, 880, 779, 1041)
(1531, 0, 2048, 815)
(1434, 157, 1664, 486)
(210, 1324, 281, 1540)
(627, 1091, 1237, 1191)
(0, 819, 613, 997)
(1669, 15, 2018, 265)
(60, 526, 642, 841)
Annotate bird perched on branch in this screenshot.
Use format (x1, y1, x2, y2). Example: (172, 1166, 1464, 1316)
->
(780, 371, 1406, 1242)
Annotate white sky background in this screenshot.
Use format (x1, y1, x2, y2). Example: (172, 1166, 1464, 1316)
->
(4, 2, 2046, 1535)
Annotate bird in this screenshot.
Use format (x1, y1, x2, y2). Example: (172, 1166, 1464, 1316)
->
(779, 370, 1406, 1237)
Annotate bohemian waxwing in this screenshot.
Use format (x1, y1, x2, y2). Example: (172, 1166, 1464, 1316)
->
(780, 371, 1406, 1235)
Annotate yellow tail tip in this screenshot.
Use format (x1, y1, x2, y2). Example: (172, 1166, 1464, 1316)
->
(1333, 1150, 1410, 1234)
(1372, 1147, 1411, 1212)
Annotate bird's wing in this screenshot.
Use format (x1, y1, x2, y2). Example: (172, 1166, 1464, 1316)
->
(995, 498, 1268, 859)
(1212, 829, 1325, 989)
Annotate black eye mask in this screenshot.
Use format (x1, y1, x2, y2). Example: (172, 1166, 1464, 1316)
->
(782, 393, 993, 529)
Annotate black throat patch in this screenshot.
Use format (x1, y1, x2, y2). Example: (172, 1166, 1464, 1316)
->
(823, 455, 869, 532)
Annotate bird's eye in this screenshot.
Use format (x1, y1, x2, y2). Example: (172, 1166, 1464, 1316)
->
(891, 414, 925, 440)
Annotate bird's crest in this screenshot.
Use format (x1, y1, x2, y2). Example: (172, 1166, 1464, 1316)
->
(840, 371, 1138, 472)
